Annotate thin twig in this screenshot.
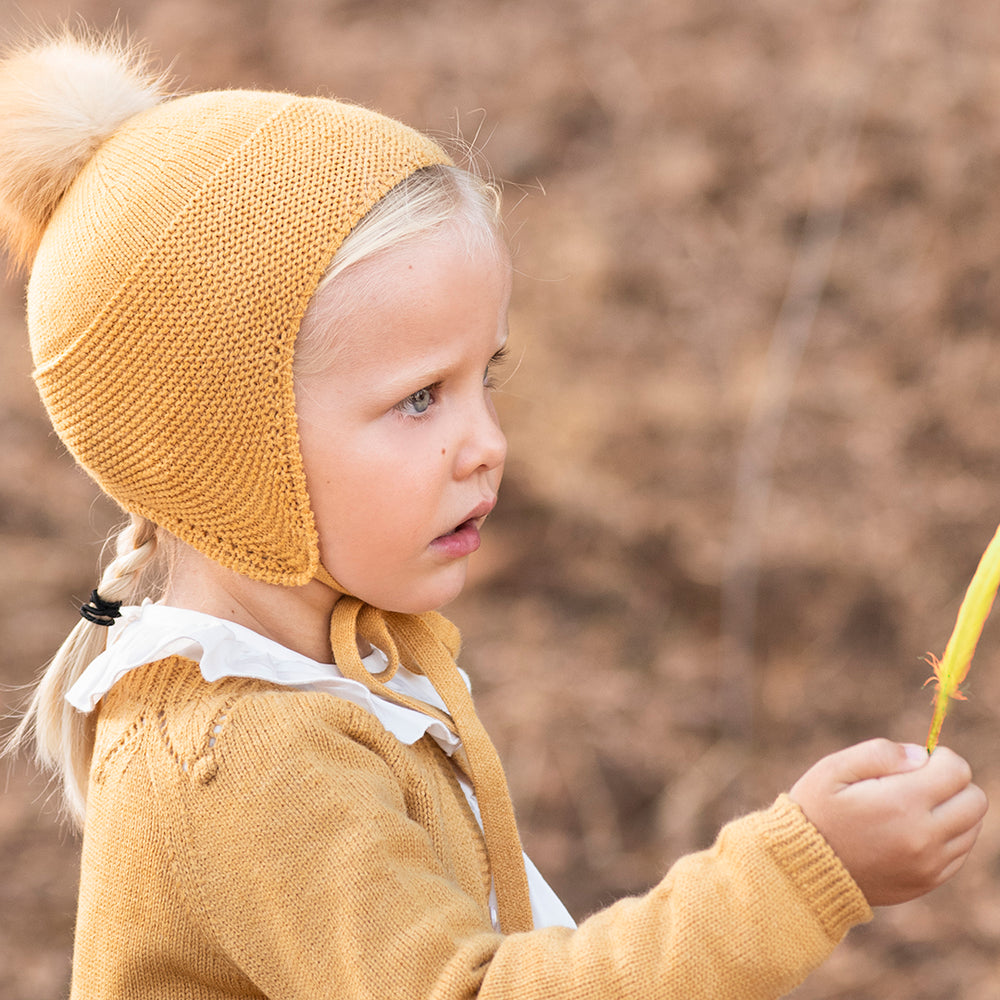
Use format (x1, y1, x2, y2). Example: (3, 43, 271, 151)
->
(718, 8, 877, 742)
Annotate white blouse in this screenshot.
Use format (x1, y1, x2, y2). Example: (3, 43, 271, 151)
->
(67, 601, 576, 931)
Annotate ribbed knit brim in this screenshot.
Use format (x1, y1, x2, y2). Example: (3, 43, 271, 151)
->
(28, 89, 449, 585)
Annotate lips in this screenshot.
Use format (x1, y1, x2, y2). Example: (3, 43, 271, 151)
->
(463, 497, 497, 526)
(430, 498, 496, 558)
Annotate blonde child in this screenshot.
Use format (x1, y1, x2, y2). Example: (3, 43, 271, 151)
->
(1, 28, 986, 1000)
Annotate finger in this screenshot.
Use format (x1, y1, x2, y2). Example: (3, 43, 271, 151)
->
(931, 782, 988, 837)
(934, 822, 984, 886)
(831, 738, 926, 787)
(921, 747, 977, 806)
(946, 817, 985, 864)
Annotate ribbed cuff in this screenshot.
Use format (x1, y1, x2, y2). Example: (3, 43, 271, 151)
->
(759, 793, 873, 941)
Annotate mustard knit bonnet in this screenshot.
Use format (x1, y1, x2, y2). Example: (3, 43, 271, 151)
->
(0, 30, 534, 935)
(5, 37, 447, 584)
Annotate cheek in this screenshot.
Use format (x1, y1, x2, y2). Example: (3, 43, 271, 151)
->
(311, 446, 428, 536)
(300, 422, 450, 544)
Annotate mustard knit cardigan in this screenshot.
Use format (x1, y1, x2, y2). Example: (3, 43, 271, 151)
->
(72, 656, 871, 999)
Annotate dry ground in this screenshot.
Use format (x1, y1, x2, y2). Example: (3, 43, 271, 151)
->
(3, 0, 1000, 996)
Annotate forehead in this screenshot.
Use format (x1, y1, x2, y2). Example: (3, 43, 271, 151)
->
(302, 232, 512, 378)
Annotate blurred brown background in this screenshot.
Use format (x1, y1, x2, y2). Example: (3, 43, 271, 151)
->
(3, 0, 1000, 997)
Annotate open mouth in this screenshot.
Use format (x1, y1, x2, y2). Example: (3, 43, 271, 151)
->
(431, 517, 483, 557)
(431, 497, 495, 555)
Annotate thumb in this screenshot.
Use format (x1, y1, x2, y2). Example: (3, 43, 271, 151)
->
(833, 738, 927, 786)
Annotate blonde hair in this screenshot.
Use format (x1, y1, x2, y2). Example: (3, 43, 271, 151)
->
(294, 162, 504, 377)
(9, 161, 504, 827)
(8, 515, 162, 823)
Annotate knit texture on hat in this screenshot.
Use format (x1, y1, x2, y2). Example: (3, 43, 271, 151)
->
(28, 89, 448, 585)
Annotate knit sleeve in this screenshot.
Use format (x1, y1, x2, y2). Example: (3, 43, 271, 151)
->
(155, 691, 870, 1000)
(480, 794, 872, 1000)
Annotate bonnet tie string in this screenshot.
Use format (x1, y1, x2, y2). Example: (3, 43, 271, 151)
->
(325, 588, 534, 935)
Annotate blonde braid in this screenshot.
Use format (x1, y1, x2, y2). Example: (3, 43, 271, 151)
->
(8, 514, 161, 825)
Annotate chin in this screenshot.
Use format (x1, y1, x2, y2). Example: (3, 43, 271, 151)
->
(387, 567, 470, 616)
(320, 555, 470, 615)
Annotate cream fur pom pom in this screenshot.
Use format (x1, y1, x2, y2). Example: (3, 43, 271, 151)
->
(0, 29, 169, 269)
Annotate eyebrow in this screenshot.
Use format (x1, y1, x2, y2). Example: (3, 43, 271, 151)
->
(382, 332, 511, 390)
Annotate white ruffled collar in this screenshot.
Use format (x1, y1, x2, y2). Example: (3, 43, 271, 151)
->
(66, 601, 463, 755)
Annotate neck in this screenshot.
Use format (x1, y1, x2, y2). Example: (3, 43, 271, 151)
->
(163, 544, 341, 663)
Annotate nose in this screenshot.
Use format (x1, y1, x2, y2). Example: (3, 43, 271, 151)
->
(454, 394, 507, 480)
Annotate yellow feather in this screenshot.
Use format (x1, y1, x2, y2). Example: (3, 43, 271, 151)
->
(926, 521, 1000, 752)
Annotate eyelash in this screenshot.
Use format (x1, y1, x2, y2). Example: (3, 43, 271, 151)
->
(484, 345, 510, 390)
(395, 347, 510, 419)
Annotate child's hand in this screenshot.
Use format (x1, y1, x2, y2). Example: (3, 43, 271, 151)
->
(789, 738, 987, 906)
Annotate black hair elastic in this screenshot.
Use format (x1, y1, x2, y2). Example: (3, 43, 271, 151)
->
(80, 589, 123, 627)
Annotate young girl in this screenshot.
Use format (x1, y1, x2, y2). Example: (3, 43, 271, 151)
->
(1, 28, 987, 1000)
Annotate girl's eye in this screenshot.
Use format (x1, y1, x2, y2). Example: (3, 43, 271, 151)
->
(484, 346, 510, 389)
(397, 386, 435, 416)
